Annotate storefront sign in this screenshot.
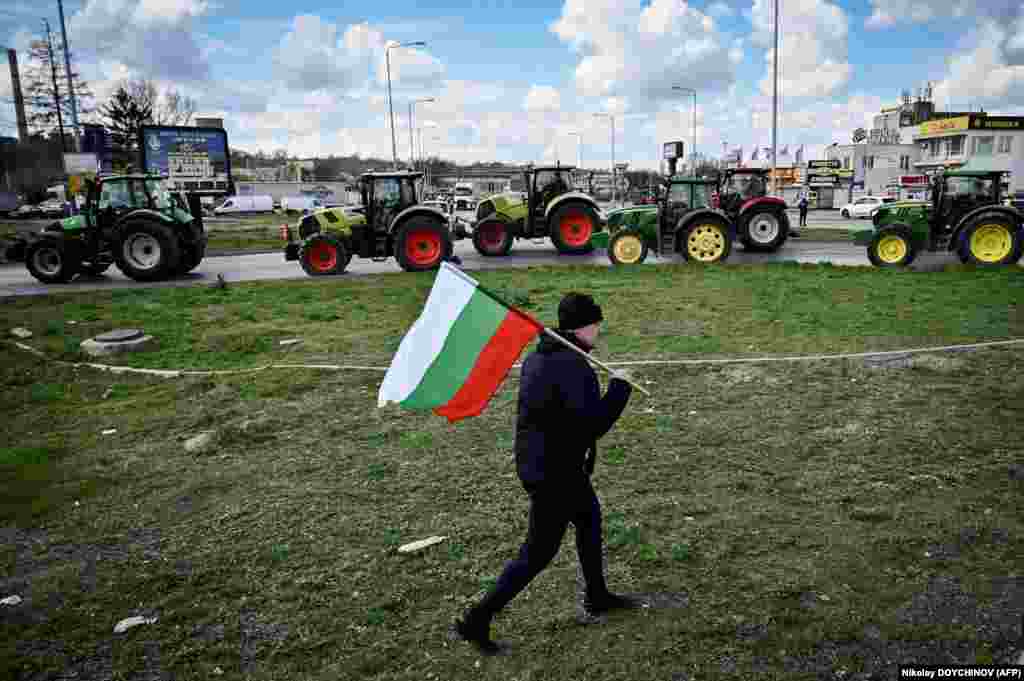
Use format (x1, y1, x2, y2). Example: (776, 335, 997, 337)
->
(918, 116, 969, 137)
(868, 128, 902, 145)
(969, 116, 1024, 130)
(899, 175, 929, 186)
(807, 174, 838, 184)
(808, 159, 841, 169)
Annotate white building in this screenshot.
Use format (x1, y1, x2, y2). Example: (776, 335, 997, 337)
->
(910, 114, 1024, 195)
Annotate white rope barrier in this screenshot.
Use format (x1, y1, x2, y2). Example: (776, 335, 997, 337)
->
(10, 338, 1024, 378)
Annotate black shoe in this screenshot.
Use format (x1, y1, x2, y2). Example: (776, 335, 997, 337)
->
(454, 616, 501, 655)
(790, 230, 803, 238)
(584, 592, 645, 616)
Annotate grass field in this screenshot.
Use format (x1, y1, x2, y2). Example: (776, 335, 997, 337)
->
(2, 263, 1022, 680)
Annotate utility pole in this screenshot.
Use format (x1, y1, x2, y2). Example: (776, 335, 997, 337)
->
(43, 20, 67, 153)
(771, 0, 779, 195)
(57, 0, 79, 150)
(6, 49, 29, 141)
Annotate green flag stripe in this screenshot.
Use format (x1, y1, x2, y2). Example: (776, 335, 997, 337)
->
(401, 289, 508, 409)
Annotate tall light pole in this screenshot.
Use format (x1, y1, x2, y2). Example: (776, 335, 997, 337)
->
(385, 40, 426, 169)
(593, 113, 615, 205)
(673, 86, 697, 175)
(771, 0, 780, 194)
(409, 96, 434, 168)
(57, 0, 79, 150)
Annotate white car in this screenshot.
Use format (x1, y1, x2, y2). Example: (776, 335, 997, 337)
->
(840, 196, 895, 219)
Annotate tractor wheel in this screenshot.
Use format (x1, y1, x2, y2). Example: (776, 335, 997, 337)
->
(177, 240, 206, 275)
(81, 262, 112, 276)
(867, 227, 917, 268)
(115, 221, 182, 282)
(395, 218, 450, 272)
(26, 238, 79, 283)
(549, 203, 598, 255)
(957, 214, 1022, 266)
(608, 230, 648, 265)
(300, 234, 349, 276)
(472, 218, 514, 256)
(682, 218, 732, 264)
(740, 209, 787, 252)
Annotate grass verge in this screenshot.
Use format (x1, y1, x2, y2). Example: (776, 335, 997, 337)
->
(1, 263, 1022, 680)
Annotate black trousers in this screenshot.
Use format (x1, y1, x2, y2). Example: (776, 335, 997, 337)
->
(799, 206, 808, 226)
(473, 477, 608, 619)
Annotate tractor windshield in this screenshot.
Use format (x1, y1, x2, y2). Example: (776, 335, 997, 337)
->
(667, 183, 691, 209)
(945, 176, 996, 201)
(723, 174, 765, 199)
(143, 178, 176, 211)
(535, 170, 570, 195)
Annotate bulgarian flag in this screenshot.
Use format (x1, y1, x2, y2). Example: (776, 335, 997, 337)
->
(378, 263, 544, 422)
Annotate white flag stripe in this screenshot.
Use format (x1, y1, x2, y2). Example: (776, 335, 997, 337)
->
(377, 265, 478, 406)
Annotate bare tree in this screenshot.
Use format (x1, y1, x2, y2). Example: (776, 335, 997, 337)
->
(20, 23, 94, 143)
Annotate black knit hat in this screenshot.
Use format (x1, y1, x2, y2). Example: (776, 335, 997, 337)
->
(558, 292, 604, 330)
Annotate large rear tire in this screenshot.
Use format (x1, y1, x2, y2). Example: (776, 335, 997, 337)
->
(472, 218, 514, 256)
(177, 239, 206, 275)
(608, 230, 648, 265)
(26, 238, 79, 283)
(395, 218, 450, 272)
(549, 202, 597, 255)
(740, 208, 788, 252)
(867, 226, 917, 268)
(300, 234, 349, 276)
(957, 213, 1022, 266)
(115, 221, 182, 282)
(681, 218, 732, 264)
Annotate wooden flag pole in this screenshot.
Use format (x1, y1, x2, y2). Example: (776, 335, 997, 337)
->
(543, 328, 651, 397)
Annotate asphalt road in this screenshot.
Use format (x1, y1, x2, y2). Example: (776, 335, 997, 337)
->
(5, 210, 978, 298)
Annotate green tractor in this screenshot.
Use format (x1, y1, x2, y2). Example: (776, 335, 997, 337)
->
(853, 170, 1024, 267)
(282, 171, 457, 275)
(603, 176, 735, 265)
(25, 174, 206, 284)
(470, 165, 603, 256)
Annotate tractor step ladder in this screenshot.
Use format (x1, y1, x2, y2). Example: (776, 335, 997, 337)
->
(660, 230, 675, 256)
(374, 228, 389, 259)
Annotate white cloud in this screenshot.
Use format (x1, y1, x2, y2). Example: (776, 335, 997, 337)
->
(524, 85, 561, 112)
(865, 0, 983, 29)
(748, 0, 851, 98)
(931, 23, 1024, 109)
(68, 0, 211, 81)
(551, 0, 740, 108)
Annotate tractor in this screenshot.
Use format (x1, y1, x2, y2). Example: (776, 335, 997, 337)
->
(603, 176, 735, 265)
(714, 168, 791, 251)
(282, 171, 457, 275)
(853, 170, 1024, 267)
(471, 164, 604, 256)
(25, 174, 206, 284)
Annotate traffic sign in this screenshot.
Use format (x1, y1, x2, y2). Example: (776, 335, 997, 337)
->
(808, 159, 841, 170)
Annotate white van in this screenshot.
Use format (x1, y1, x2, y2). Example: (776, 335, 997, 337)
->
(281, 196, 324, 213)
(214, 195, 274, 214)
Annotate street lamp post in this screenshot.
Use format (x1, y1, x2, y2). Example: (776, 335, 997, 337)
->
(673, 86, 697, 175)
(409, 97, 434, 169)
(385, 40, 426, 170)
(593, 113, 615, 205)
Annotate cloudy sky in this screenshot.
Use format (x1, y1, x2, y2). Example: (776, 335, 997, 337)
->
(2, 0, 1023, 170)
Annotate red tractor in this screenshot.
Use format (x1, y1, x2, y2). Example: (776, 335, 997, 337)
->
(714, 168, 791, 252)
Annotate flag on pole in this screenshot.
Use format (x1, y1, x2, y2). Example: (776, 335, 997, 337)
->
(751, 147, 759, 161)
(763, 146, 774, 160)
(780, 145, 790, 156)
(795, 144, 804, 165)
(378, 263, 544, 422)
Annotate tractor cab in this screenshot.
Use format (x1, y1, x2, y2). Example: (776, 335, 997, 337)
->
(85, 175, 188, 233)
(716, 168, 769, 213)
(714, 168, 790, 251)
(526, 166, 574, 222)
(360, 173, 419, 248)
(932, 171, 1002, 233)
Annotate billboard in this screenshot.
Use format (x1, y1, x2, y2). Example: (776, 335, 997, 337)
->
(808, 159, 840, 169)
(139, 125, 232, 194)
(918, 115, 969, 137)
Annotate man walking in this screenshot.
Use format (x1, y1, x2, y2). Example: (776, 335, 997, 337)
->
(454, 292, 639, 654)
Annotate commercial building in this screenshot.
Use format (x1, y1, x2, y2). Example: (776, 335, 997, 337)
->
(911, 114, 1024, 195)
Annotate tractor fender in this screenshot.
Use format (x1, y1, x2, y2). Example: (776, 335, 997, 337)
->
(675, 209, 737, 240)
(544, 192, 602, 221)
(949, 205, 1024, 251)
(119, 208, 192, 226)
(740, 196, 787, 215)
(389, 205, 449, 232)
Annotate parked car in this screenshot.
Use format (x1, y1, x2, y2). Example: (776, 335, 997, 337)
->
(37, 199, 66, 218)
(280, 196, 324, 214)
(214, 195, 274, 214)
(840, 196, 896, 219)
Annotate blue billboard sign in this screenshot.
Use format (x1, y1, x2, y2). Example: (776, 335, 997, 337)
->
(139, 125, 232, 194)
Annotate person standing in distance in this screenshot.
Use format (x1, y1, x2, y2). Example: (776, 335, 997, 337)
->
(454, 292, 640, 655)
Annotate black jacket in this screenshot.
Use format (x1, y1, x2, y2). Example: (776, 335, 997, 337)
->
(514, 330, 632, 492)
